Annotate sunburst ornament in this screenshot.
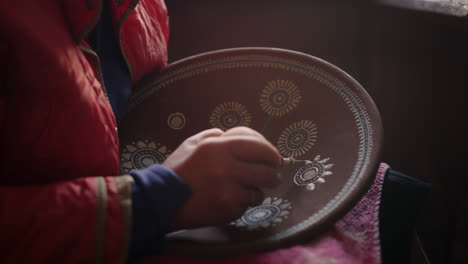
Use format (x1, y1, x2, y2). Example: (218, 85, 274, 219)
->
(209, 101, 252, 130)
(277, 120, 318, 157)
(232, 197, 292, 230)
(259, 80, 302, 117)
(120, 140, 170, 173)
(294, 155, 333, 191)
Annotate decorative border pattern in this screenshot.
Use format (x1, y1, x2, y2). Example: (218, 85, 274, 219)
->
(128, 53, 374, 242)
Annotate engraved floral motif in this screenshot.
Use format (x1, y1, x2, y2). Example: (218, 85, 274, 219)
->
(259, 80, 302, 117)
(294, 155, 333, 191)
(232, 197, 292, 230)
(167, 112, 186, 130)
(120, 140, 170, 173)
(209, 101, 252, 130)
(277, 120, 318, 157)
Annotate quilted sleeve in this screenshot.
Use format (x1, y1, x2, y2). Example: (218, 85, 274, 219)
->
(0, 175, 134, 264)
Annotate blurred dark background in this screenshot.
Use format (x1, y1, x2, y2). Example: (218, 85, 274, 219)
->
(165, 1, 468, 263)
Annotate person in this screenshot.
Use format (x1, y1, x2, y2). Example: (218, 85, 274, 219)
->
(0, 0, 282, 263)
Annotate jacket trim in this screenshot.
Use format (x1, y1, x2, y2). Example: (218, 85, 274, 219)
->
(95, 177, 108, 264)
(115, 175, 135, 263)
(117, 0, 140, 82)
(79, 44, 110, 103)
(78, 0, 103, 41)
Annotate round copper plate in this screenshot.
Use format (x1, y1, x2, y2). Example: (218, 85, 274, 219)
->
(118, 48, 383, 257)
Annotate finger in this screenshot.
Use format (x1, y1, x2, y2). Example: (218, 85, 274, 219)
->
(223, 126, 265, 139)
(187, 128, 224, 143)
(198, 128, 224, 138)
(230, 160, 281, 188)
(224, 135, 282, 168)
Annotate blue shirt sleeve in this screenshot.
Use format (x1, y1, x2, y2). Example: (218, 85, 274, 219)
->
(87, 0, 131, 121)
(128, 165, 192, 260)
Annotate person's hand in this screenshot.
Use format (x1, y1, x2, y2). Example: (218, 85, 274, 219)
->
(163, 126, 282, 230)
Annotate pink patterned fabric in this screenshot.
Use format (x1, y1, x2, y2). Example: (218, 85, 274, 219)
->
(142, 163, 390, 264)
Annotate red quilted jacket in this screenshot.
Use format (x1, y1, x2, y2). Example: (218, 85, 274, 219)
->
(0, 0, 168, 262)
